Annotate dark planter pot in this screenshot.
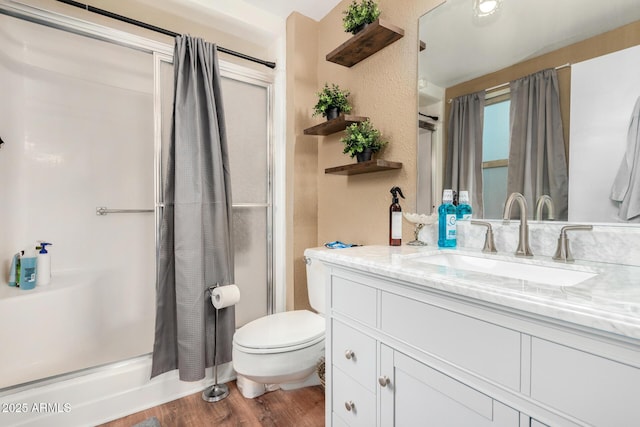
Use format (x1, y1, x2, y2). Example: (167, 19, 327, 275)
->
(356, 148, 374, 163)
(351, 22, 370, 35)
(326, 107, 340, 121)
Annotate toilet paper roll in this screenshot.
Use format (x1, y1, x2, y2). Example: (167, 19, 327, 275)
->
(211, 285, 241, 309)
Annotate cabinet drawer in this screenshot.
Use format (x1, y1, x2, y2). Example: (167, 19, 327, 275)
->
(530, 337, 640, 427)
(332, 319, 377, 391)
(332, 366, 376, 427)
(381, 292, 521, 390)
(331, 275, 376, 326)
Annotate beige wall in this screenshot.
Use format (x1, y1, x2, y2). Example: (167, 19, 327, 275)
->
(286, 13, 319, 311)
(287, 0, 442, 309)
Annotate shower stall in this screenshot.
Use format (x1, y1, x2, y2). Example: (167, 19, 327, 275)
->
(0, 2, 276, 424)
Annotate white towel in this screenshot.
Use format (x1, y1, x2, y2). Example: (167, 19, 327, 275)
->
(611, 96, 640, 220)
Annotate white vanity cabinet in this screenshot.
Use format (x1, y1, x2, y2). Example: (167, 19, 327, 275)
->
(325, 266, 640, 427)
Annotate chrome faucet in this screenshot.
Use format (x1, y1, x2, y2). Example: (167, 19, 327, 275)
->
(471, 221, 497, 253)
(535, 195, 555, 221)
(502, 192, 533, 257)
(553, 225, 593, 262)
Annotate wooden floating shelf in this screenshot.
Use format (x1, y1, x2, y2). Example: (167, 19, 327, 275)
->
(326, 19, 404, 68)
(325, 159, 403, 175)
(304, 114, 368, 136)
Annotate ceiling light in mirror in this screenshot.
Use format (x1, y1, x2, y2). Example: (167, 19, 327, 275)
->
(474, 0, 502, 17)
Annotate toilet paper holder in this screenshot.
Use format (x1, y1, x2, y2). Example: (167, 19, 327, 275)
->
(203, 283, 231, 403)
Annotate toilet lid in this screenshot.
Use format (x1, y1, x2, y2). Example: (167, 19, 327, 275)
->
(233, 310, 324, 351)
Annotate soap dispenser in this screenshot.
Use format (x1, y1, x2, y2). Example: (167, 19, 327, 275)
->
(37, 242, 52, 286)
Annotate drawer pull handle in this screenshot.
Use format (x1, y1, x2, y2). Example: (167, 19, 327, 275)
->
(345, 400, 355, 411)
(344, 349, 355, 360)
(378, 375, 390, 387)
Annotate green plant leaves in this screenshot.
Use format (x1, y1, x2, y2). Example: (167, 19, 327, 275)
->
(340, 119, 387, 157)
(312, 83, 353, 117)
(342, 0, 381, 34)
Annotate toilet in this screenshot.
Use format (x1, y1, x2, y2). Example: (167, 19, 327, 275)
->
(232, 253, 326, 398)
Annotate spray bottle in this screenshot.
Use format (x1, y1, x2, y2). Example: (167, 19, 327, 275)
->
(389, 186, 405, 246)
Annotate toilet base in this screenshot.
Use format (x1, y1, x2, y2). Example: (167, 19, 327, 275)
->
(236, 371, 321, 399)
(236, 375, 278, 399)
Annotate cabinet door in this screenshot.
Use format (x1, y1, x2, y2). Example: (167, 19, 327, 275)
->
(381, 347, 520, 427)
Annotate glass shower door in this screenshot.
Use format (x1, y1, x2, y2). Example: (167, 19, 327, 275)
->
(221, 75, 272, 328)
(157, 61, 273, 331)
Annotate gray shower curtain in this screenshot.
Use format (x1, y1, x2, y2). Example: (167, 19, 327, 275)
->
(508, 69, 568, 220)
(151, 35, 235, 381)
(446, 91, 485, 217)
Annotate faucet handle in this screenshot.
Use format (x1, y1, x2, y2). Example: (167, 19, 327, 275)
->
(552, 225, 593, 262)
(471, 221, 497, 253)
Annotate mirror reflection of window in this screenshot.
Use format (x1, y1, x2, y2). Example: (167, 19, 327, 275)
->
(482, 93, 510, 218)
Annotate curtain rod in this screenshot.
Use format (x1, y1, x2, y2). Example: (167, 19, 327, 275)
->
(448, 63, 571, 103)
(55, 0, 276, 69)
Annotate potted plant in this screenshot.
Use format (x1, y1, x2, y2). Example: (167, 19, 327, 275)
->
(342, 0, 381, 34)
(313, 83, 353, 120)
(341, 119, 387, 162)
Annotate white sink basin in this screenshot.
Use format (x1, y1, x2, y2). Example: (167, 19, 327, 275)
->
(413, 252, 597, 287)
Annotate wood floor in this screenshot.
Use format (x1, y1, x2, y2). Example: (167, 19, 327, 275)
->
(98, 381, 325, 427)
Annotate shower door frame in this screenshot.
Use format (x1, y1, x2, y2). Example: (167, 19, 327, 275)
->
(154, 54, 276, 317)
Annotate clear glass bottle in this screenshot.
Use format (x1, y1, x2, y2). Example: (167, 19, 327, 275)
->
(438, 189, 457, 248)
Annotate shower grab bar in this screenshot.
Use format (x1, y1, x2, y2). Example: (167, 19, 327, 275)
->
(232, 203, 271, 208)
(96, 206, 155, 216)
(97, 202, 270, 215)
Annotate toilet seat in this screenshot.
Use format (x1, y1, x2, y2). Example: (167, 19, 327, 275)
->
(233, 310, 324, 354)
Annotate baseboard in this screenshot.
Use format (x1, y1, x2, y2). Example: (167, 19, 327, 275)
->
(0, 355, 235, 427)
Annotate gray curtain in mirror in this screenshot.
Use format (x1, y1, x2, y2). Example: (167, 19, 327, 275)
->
(508, 69, 568, 220)
(151, 35, 235, 381)
(446, 91, 485, 217)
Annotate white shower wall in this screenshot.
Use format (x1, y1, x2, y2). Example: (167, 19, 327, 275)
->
(0, 14, 156, 388)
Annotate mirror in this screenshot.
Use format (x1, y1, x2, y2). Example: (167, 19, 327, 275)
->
(418, 0, 640, 223)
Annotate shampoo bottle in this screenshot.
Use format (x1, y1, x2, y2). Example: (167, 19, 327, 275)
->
(438, 189, 457, 248)
(456, 191, 473, 220)
(19, 247, 37, 290)
(8, 252, 20, 287)
(37, 242, 52, 286)
(389, 186, 405, 246)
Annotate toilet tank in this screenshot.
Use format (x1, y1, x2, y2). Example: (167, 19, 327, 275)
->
(305, 254, 326, 315)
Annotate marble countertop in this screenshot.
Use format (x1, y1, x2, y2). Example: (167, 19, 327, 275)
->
(305, 245, 640, 341)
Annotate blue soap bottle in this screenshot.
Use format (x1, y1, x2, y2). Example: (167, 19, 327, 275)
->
(438, 189, 457, 248)
(19, 248, 37, 290)
(456, 190, 473, 221)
